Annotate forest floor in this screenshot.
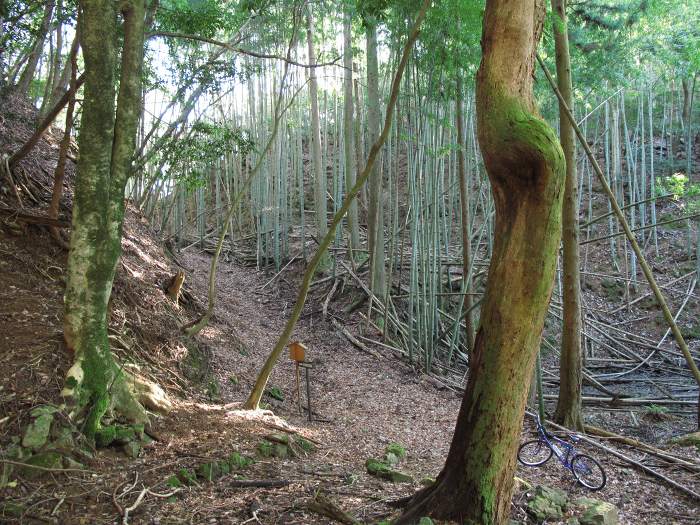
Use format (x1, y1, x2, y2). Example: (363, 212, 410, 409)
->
(1, 214, 699, 523)
(1, 91, 699, 524)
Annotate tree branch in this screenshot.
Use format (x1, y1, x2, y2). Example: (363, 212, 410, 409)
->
(146, 31, 342, 68)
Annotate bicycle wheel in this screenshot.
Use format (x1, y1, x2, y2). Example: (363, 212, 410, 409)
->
(517, 440, 553, 466)
(571, 453, 606, 490)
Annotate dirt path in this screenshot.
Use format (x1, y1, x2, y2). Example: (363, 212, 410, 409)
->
(169, 252, 700, 524)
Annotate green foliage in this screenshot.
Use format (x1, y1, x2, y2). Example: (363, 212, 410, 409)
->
(657, 173, 700, 213)
(156, 0, 235, 39)
(385, 442, 406, 458)
(177, 467, 197, 485)
(227, 451, 254, 469)
(257, 440, 273, 457)
(161, 120, 254, 190)
(265, 386, 284, 401)
(644, 403, 669, 416)
(294, 436, 315, 453)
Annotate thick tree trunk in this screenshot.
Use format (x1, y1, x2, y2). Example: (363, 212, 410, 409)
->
(306, 6, 329, 269)
(16, 1, 55, 95)
(397, 0, 564, 523)
(455, 79, 476, 353)
(343, 9, 360, 260)
(552, 0, 583, 431)
(366, 19, 386, 301)
(63, 0, 147, 439)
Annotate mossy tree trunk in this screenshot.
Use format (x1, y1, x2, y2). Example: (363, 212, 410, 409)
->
(552, 0, 584, 431)
(396, 0, 565, 523)
(62, 0, 148, 440)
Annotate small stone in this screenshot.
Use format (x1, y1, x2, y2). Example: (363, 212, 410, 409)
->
(526, 485, 568, 521)
(122, 441, 141, 458)
(385, 451, 399, 466)
(385, 443, 406, 458)
(365, 458, 413, 483)
(63, 457, 85, 470)
(22, 413, 53, 450)
(19, 452, 62, 480)
(576, 499, 619, 525)
(95, 426, 117, 448)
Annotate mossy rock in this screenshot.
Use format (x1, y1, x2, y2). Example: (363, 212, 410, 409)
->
(418, 518, 434, 525)
(257, 440, 288, 458)
(95, 426, 118, 447)
(197, 462, 221, 482)
(22, 413, 54, 450)
(365, 458, 413, 483)
(122, 441, 142, 458)
(385, 443, 406, 459)
(63, 457, 85, 470)
(575, 497, 619, 525)
(18, 452, 63, 480)
(177, 468, 197, 485)
(267, 432, 290, 445)
(228, 452, 254, 469)
(114, 426, 137, 445)
(384, 451, 399, 466)
(257, 440, 274, 457)
(527, 485, 568, 521)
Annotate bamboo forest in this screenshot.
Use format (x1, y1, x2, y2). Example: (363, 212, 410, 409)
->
(1, 0, 699, 523)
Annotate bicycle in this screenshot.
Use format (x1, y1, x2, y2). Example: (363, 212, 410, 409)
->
(517, 416, 607, 491)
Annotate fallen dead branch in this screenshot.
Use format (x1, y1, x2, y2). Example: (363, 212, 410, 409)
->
(307, 492, 360, 525)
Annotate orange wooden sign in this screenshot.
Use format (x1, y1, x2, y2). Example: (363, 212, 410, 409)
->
(289, 341, 307, 362)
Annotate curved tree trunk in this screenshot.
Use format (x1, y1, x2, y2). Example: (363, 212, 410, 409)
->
(552, 0, 583, 431)
(63, 0, 148, 440)
(397, 0, 564, 523)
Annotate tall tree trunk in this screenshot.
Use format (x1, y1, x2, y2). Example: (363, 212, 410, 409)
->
(306, 5, 329, 269)
(343, 9, 360, 260)
(455, 78, 476, 353)
(682, 78, 691, 127)
(552, 0, 583, 431)
(16, 1, 55, 95)
(397, 0, 564, 522)
(63, 0, 148, 440)
(48, 19, 80, 247)
(0, 0, 6, 89)
(366, 18, 386, 301)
